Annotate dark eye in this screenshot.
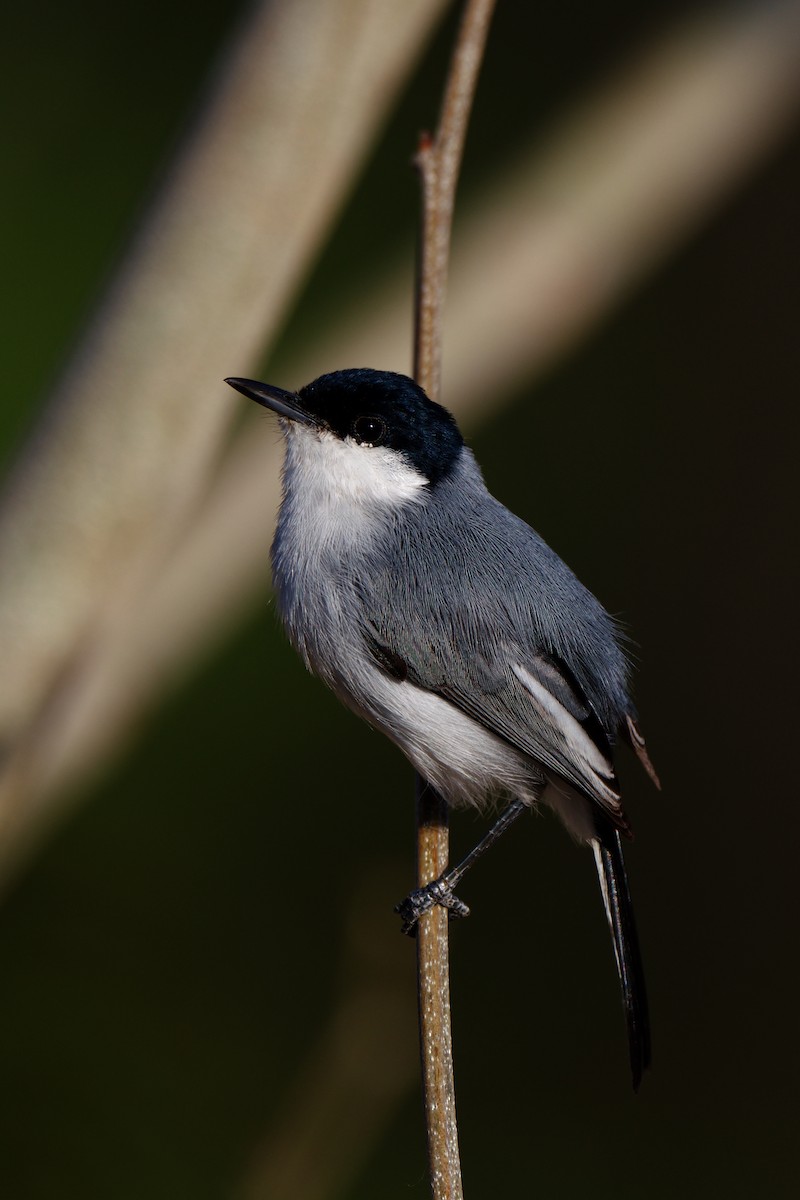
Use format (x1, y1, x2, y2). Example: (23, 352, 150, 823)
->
(352, 415, 387, 446)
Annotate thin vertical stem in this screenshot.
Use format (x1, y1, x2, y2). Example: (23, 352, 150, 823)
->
(414, 0, 497, 402)
(411, 2, 497, 1197)
(414, 777, 462, 1200)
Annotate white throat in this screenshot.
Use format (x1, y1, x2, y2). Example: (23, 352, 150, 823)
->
(284, 423, 428, 504)
(279, 423, 429, 550)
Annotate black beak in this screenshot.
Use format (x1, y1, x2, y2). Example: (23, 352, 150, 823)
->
(225, 377, 318, 426)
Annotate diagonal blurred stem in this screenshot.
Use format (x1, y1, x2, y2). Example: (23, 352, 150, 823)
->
(0, 0, 451, 841)
(411, 2, 496, 1196)
(1, 0, 800, 883)
(238, 865, 418, 1200)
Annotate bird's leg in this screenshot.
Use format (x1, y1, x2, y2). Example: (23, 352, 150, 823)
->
(395, 800, 527, 935)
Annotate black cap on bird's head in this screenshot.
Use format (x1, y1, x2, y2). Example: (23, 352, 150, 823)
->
(226, 368, 464, 486)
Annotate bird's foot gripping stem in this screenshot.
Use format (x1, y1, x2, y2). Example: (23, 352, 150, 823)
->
(394, 800, 528, 936)
(394, 874, 471, 937)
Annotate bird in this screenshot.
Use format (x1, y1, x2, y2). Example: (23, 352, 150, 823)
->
(226, 367, 658, 1089)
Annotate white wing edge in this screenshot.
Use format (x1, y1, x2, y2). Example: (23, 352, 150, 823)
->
(511, 661, 620, 808)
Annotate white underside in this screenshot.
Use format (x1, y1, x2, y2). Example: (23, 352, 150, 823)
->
(337, 663, 597, 842)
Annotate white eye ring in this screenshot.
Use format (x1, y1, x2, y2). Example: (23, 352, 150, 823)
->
(352, 416, 388, 447)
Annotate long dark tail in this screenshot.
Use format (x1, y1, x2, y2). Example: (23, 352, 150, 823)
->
(591, 823, 651, 1090)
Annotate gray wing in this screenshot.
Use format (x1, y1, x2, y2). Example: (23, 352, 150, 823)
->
(365, 616, 626, 827)
(352, 467, 637, 828)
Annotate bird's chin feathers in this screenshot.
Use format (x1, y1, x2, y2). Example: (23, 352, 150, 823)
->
(282, 422, 430, 528)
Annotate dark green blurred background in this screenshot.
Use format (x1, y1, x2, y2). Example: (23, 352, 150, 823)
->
(2, 1, 799, 1197)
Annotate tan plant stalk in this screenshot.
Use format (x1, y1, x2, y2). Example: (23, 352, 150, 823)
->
(410, 3, 497, 1195)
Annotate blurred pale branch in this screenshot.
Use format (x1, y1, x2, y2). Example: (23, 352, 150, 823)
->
(0, 0, 451, 857)
(1, 0, 800, 882)
(238, 865, 417, 1200)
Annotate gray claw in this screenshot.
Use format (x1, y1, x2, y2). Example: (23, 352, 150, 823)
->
(394, 876, 470, 936)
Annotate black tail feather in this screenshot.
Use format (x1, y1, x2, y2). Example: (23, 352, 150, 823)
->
(592, 824, 651, 1090)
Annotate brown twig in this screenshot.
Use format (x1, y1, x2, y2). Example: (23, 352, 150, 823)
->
(414, 0, 496, 403)
(411, 2, 496, 1197)
(412, 778, 463, 1200)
